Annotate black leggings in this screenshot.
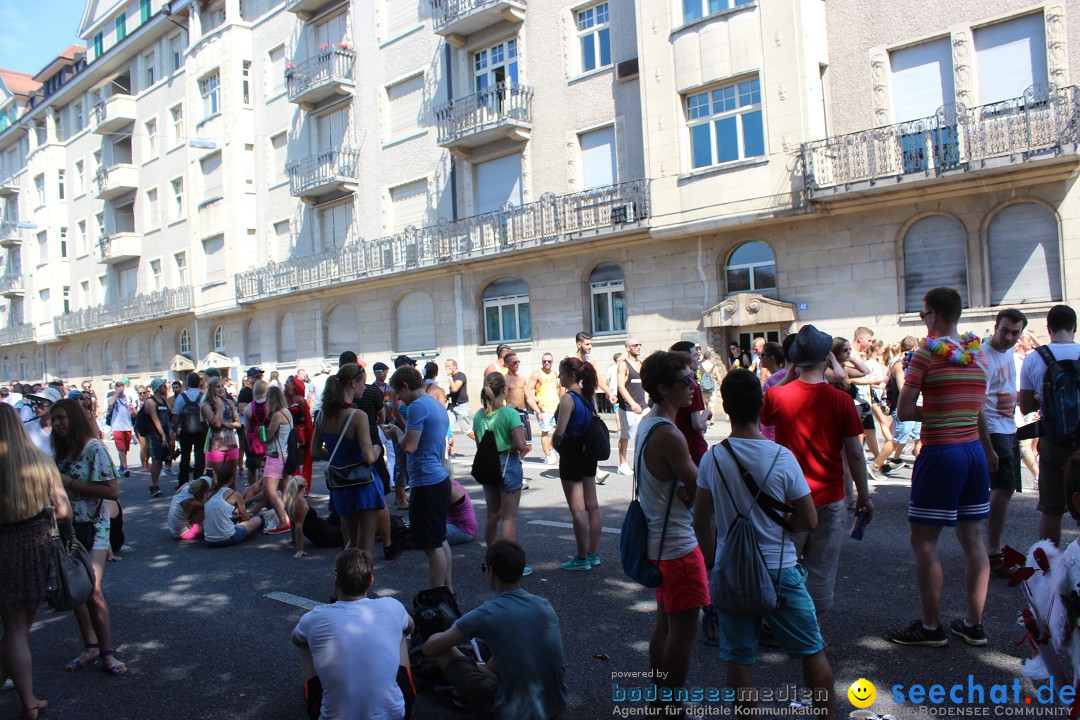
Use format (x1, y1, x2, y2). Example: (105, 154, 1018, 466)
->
(303, 510, 343, 549)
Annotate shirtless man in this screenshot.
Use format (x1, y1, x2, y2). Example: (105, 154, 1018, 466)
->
(484, 344, 512, 377)
(526, 353, 563, 465)
(574, 332, 617, 405)
(616, 338, 648, 475)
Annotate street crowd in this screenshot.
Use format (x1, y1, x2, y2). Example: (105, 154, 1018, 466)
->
(2, 290, 1080, 720)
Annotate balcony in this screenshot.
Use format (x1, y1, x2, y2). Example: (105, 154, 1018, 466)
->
(94, 164, 139, 200)
(801, 84, 1080, 201)
(287, 147, 360, 203)
(0, 273, 24, 298)
(435, 82, 533, 158)
(286, 47, 356, 111)
(54, 285, 194, 336)
(0, 173, 17, 196)
(236, 178, 649, 303)
(431, 0, 526, 46)
(98, 232, 141, 264)
(0, 323, 32, 346)
(285, 0, 346, 21)
(91, 95, 137, 135)
(0, 221, 22, 248)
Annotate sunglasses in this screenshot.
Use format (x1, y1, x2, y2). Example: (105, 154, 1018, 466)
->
(919, 310, 936, 320)
(675, 374, 695, 388)
(629, 343, 642, 348)
(542, 360, 553, 364)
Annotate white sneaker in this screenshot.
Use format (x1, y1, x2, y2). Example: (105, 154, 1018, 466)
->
(595, 471, 610, 485)
(617, 463, 633, 475)
(545, 453, 557, 466)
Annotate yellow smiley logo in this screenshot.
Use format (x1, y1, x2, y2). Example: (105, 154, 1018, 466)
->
(847, 678, 876, 709)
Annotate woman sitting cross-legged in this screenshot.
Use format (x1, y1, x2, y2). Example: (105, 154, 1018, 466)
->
(203, 464, 263, 548)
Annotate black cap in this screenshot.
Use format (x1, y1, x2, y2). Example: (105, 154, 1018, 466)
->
(246, 366, 263, 378)
(372, 362, 389, 372)
(393, 355, 415, 368)
(787, 325, 834, 367)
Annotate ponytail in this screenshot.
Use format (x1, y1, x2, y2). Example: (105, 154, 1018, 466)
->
(283, 476, 305, 518)
(481, 372, 506, 414)
(559, 357, 598, 400)
(323, 363, 363, 418)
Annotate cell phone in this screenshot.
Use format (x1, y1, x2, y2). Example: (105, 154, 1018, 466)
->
(850, 510, 869, 541)
(470, 638, 485, 665)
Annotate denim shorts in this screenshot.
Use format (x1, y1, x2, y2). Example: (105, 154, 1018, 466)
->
(891, 412, 921, 444)
(499, 451, 524, 493)
(207, 525, 250, 547)
(445, 523, 476, 545)
(717, 564, 825, 665)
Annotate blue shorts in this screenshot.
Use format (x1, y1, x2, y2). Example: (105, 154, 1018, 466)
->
(207, 525, 251, 547)
(498, 451, 523, 493)
(716, 564, 825, 665)
(445, 523, 476, 545)
(891, 412, 921, 444)
(908, 439, 990, 526)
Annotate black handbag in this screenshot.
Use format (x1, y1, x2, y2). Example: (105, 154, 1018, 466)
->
(73, 498, 102, 552)
(324, 410, 375, 490)
(45, 511, 96, 612)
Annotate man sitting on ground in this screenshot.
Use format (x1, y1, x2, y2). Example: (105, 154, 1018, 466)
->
(423, 540, 567, 720)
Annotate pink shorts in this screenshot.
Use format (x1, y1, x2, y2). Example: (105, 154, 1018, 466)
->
(263, 455, 285, 479)
(205, 448, 240, 463)
(653, 546, 710, 614)
(112, 431, 133, 451)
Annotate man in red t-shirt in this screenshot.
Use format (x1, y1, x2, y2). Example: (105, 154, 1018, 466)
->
(761, 325, 873, 626)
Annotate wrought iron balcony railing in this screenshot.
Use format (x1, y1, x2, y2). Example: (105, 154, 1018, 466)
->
(801, 84, 1080, 198)
(0, 322, 33, 346)
(435, 81, 533, 146)
(236, 179, 649, 303)
(0, 220, 22, 246)
(286, 47, 356, 104)
(0, 272, 23, 294)
(54, 285, 194, 336)
(430, 0, 527, 33)
(287, 147, 361, 197)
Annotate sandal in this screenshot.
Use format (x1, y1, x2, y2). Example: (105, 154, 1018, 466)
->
(101, 650, 127, 676)
(64, 643, 100, 672)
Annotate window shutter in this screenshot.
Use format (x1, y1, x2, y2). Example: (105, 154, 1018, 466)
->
(988, 203, 1061, 305)
(580, 126, 617, 189)
(388, 74, 424, 141)
(386, 0, 419, 37)
(890, 39, 955, 121)
(973, 14, 1048, 105)
(201, 152, 223, 199)
(396, 292, 436, 352)
(903, 216, 968, 311)
(475, 153, 522, 214)
(390, 179, 428, 233)
(203, 235, 225, 282)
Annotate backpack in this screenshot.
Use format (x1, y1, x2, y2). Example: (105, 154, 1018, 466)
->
(470, 413, 505, 486)
(569, 391, 611, 462)
(619, 422, 675, 588)
(178, 392, 206, 436)
(709, 440, 790, 618)
(1036, 346, 1080, 444)
(282, 424, 302, 475)
(885, 370, 900, 414)
(246, 401, 269, 456)
(700, 368, 716, 393)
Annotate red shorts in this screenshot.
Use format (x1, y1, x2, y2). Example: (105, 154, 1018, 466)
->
(653, 546, 710, 614)
(112, 430, 133, 451)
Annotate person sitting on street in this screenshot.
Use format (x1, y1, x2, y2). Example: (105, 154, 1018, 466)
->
(423, 540, 567, 720)
(203, 464, 263, 547)
(283, 475, 343, 559)
(168, 474, 211, 541)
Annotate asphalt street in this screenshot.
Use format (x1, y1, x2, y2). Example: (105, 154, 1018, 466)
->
(2, 419, 1063, 720)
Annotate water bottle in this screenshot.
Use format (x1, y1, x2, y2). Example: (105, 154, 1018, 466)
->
(258, 425, 268, 443)
(850, 510, 869, 540)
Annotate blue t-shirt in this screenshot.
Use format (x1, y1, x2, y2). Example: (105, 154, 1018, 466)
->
(404, 393, 449, 487)
(455, 589, 567, 720)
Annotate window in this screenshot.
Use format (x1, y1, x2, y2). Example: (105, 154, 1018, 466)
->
(725, 241, 776, 297)
(267, 46, 285, 97)
(58, 170, 65, 200)
(580, 125, 617, 189)
(473, 39, 519, 95)
(151, 333, 163, 367)
(171, 177, 185, 220)
(213, 325, 225, 352)
(118, 262, 138, 300)
(170, 105, 184, 145)
(246, 320, 262, 364)
(199, 72, 221, 119)
(83, 345, 93, 375)
(146, 188, 159, 229)
(682, 0, 753, 24)
(973, 13, 1048, 105)
(890, 38, 955, 122)
(272, 219, 291, 257)
(395, 293, 436, 352)
(179, 328, 191, 356)
(577, 3, 611, 73)
(326, 304, 358, 356)
(200, 152, 222, 201)
(475, 153, 523, 214)
(93, 32, 104, 58)
(203, 235, 225, 283)
(144, 50, 156, 88)
(988, 202, 1061, 305)
(482, 277, 531, 343)
(902, 215, 968, 312)
(34, 174, 45, 206)
(389, 179, 428, 233)
(589, 262, 625, 334)
(202, 0, 226, 32)
(36, 232, 47, 266)
(141, 0, 152, 23)
(116, 13, 127, 41)
(75, 160, 85, 194)
(385, 0, 420, 39)
(77, 221, 86, 255)
(59, 227, 67, 258)
(175, 252, 187, 285)
(80, 280, 89, 305)
(269, 132, 287, 182)
(170, 34, 184, 72)
(242, 60, 251, 105)
(318, 201, 354, 249)
(73, 102, 84, 132)
(386, 73, 424, 142)
(150, 259, 162, 291)
(279, 313, 296, 359)
(687, 77, 764, 169)
(95, 212, 105, 240)
(62, 286, 70, 314)
(145, 119, 157, 158)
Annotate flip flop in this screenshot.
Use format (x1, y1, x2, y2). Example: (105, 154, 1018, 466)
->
(101, 650, 127, 676)
(64, 644, 99, 672)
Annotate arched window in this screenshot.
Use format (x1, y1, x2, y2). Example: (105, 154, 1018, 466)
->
(2, 355, 10, 378)
(988, 203, 1061, 305)
(35, 350, 44, 379)
(124, 337, 140, 373)
(83, 344, 93, 376)
(725, 242, 776, 297)
(589, 262, 626, 335)
(151, 333, 163, 368)
(902, 215, 968, 312)
(482, 278, 530, 344)
(396, 293, 436, 352)
(18, 353, 28, 380)
(326, 304, 357, 357)
(56, 347, 69, 376)
(246, 319, 262, 365)
(179, 329, 191, 356)
(279, 313, 296, 360)
(213, 325, 226, 352)
(102, 340, 114, 370)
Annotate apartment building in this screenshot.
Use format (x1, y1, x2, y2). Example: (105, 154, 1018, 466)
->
(0, 0, 1075, 390)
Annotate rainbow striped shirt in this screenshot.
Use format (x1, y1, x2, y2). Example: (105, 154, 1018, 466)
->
(904, 346, 987, 445)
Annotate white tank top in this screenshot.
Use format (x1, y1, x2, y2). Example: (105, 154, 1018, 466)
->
(203, 487, 237, 543)
(269, 411, 293, 457)
(634, 416, 698, 561)
(167, 484, 196, 537)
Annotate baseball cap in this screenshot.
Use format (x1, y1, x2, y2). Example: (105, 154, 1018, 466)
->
(26, 387, 63, 405)
(246, 366, 264, 378)
(393, 355, 416, 368)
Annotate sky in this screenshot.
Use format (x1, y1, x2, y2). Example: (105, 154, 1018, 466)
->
(0, 0, 88, 77)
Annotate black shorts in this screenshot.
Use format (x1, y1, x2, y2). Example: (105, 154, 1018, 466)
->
(246, 451, 264, 471)
(444, 656, 497, 717)
(409, 477, 451, 550)
(857, 402, 875, 431)
(558, 435, 597, 482)
(988, 433, 1021, 492)
(148, 434, 166, 463)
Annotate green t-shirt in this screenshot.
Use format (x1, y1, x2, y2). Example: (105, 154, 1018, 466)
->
(473, 406, 523, 452)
